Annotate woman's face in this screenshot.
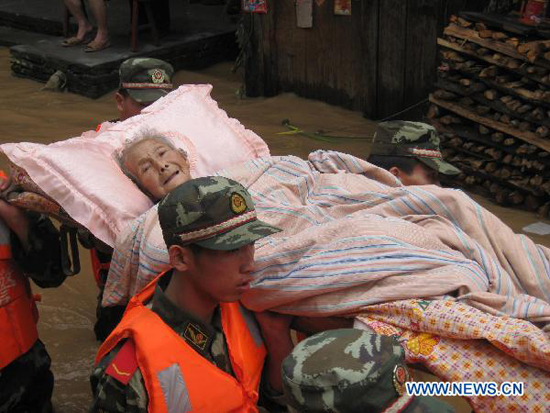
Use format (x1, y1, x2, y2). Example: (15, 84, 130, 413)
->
(123, 139, 191, 201)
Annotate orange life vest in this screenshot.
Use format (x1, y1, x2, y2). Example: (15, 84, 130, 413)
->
(96, 271, 267, 413)
(0, 220, 39, 370)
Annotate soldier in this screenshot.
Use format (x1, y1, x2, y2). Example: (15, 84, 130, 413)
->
(90, 176, 293, 412)
(367, 121, 460, 186)
(0, 174, 65, 413)
(80, 57, 175, 342)
(282, 328, 455, 413)
(113, 57, 174, 123)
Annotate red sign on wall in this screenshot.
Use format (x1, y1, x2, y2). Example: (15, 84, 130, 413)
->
(334, 0, 351, 15)
(242, 0, 268, 13)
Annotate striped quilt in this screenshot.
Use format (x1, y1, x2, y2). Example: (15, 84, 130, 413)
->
(104, 150, 550, 328)
(103, 150, 550, 411)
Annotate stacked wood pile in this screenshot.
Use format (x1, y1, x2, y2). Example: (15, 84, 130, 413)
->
(429, 14, 550, 216)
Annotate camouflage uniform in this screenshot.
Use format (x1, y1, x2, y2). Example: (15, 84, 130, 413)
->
(11, 213, 65, 288)
(90, 177, 282, 412)
(282, 328, 455, 413)
(1, 213, 65, 413)
(90, 272, 236, 413)
(0, 340, 53, 413)
(369, 121, 461, 176)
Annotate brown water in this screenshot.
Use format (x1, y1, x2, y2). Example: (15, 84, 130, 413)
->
(1, 46, 549, 412)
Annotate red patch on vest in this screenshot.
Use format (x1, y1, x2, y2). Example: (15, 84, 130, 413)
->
(106, 339, 138, 385)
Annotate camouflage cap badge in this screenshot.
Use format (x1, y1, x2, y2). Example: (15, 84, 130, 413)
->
(393, 364, 410, 396)
(231, 193, 247, 214)
(119, 57, 174, 104)
(158, 176, 281, 250)
(370, 120, 460, 176)
(282, 329, 455, 413)
(151, 68, 165, 84)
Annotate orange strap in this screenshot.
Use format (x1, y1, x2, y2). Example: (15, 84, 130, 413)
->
(90, 249, 111, 287)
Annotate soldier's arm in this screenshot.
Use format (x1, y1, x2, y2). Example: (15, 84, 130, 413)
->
(0, 172, 65, 287)
(10, 211, 66, 288)
(77, 228, 113, 255)
(90, 340, 148, 413)
(254, 311, 294, 394)
(0, 196, 66, 288)
(291, 315, 354, 335)
(0, 197, 31, 250)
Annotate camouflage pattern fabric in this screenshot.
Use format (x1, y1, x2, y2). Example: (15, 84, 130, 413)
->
(158, 176, 281, 250)
(370, 120, 460, 176)
(118, 57, 174, 104)
(282, 328, 454, 413)
(90, 272, 234, 413)
(11, 213, 65, 288)
(90, 344, 148, 413)
(0, 340, 53, 413)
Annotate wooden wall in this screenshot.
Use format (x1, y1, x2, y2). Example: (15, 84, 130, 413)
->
(243, 0, 476, 120)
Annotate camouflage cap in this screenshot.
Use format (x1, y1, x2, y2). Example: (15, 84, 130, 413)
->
(119, 57, 174, 104)
(158, 176, 281, 250)
(370, 121, 460, 176)
(282, 329, 455, 413)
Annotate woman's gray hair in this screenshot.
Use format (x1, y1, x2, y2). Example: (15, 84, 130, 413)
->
(115, 128, 188, 201)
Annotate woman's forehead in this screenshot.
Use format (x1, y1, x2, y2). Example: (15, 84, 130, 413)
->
(124, 141, 156, 166)
(136, 138, 170, 150)
(124, 138, 184, 166)
(128, 139, 170, 157)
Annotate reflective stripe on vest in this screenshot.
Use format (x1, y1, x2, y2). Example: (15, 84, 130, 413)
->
(0, 220, 39, 370)
(96, 271, 266, 413)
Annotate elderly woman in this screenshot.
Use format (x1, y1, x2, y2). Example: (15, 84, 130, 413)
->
(109, 135, 356, 337)
(116, 132, 192, 202)
(86, 131, 193, 341)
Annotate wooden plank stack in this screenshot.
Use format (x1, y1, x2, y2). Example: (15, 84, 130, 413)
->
(429, 14, 550, 216)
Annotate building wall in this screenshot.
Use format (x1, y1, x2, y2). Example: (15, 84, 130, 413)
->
(243, 0, 472, 119)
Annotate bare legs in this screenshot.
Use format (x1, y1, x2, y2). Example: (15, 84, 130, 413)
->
(64, 0, 93, 40)
(87, 0, 109, 47)
(63, 0, 109, 48)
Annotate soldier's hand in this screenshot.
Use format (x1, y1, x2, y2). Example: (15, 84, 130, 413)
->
(254, 311, 293, 343)
(0, 198, 30, 249)
(0, 170, 12, 195)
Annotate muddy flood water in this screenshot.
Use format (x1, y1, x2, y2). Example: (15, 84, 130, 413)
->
(1, 46, 549, 412)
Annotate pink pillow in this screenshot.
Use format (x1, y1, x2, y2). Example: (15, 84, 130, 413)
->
(1, 85, 270, 246)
